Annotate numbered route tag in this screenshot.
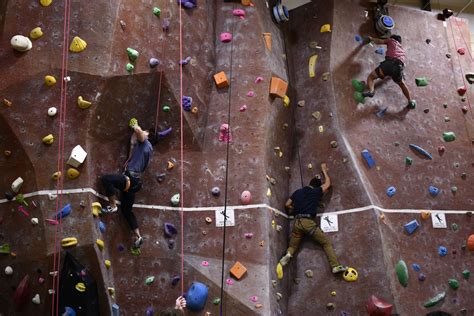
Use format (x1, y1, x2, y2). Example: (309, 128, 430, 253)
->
(320, 214, 339, 232)
(431, 212, 447, 229)
(215, 208, 235, 227)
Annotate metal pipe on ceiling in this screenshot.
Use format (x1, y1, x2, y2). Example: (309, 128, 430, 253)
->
(457, 0, 473, 16)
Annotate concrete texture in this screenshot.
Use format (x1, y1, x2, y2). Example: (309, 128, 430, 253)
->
(0, 0, 473, 315)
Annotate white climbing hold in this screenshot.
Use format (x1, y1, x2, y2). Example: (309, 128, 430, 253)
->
(48, 107, 57, 117)
(5, 266, 13, 275)
(32, 293, 41, 305)
(31, 217, 39, 225)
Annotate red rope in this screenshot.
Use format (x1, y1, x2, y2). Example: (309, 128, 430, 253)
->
(179, 1, 185, 296)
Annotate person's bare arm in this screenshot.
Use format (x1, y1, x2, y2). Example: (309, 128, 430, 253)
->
(285, 198, 294, 213)
(133, 125, 147, 143)
(368, 36, 388, 45)
(320, 163, 331, 193)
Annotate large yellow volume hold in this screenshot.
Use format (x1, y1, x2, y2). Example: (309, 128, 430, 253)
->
(70, 36, 87, 52)
(61, 237, 78, 248)
(77, 96, 92, 109)
(308, 55, 318, 78)
(67, 168, 80, 179)
(42, 134, 54, 145)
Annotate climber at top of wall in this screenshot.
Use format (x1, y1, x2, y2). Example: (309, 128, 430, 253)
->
(100, 118, 158, 249)
(276, 163, 348, 279)
(362, 34, 416, 109)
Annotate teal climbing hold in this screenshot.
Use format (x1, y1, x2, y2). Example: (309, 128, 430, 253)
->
(395, 260, 409, 287)
(351, 79, 365, 92)
(145, 276, 155, 285)
(407, 100, 416, 109)
(212, 298, 221, 305)
(448, 278, 459, 290)
(405, 156, 413, 165)
(353, 91, 365, 103)
(126, 63, 134, 73)
(443, 132, 456, 142)
(415, 77, 429, 86)
(126, 48, 139, 62)
(423, 292, 446, 308)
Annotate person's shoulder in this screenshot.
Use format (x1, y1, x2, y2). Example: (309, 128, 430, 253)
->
(314, 186, 323, 194)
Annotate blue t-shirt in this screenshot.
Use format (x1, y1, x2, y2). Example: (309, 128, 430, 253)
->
(127, 140, 153, 173)
(291, 186, 323, 216)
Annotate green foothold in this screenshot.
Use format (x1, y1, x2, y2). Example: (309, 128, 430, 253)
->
(153, 7, 161, 16)
(163, 105, 171, 112)
(424, 292, 446, 308)
(351, 79, 365, 92)
(407, 100, 416, 109)
(462, 269, 470, 279)
(451, 223, 459, 231)
(145, 276, 155, 285)
(395, 260, 409, 287)
(212, 298, 221, 305)
(353, 91, 365, 103)
(126, 47, 139, 62)
(15, 194, 28, 207)
(405, 156, 413, 165)
(451, 186, 458, 193)
(443, 132, 456, 142)
(448, 278, 459, 290)
(130, 246, 141, 256)
(0, 243, 11, 254)
(415, 77, 429, 86)
(126, 63, 134, 73)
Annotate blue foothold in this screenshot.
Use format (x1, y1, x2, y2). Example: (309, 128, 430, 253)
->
(404, 219, 419, 234)
(438, 246, 448, 256)
(355, 35, 362, 42)
(62, 307, 76, 316)
(55, 203, 72, 220)
(409, 144, 433, 160)
(99, 221, 106, 233)
(375, 47, 385, 55)
(429, 185, 440, 196)
(361, 149, 376, 168)
(375, 107, 388, 118)
(386, 186, 396, 197)
(112, 304, 120, 316)
(412, 263, 421, 271)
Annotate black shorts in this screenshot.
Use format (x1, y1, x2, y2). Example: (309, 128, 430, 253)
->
(376, 58, 404, 83)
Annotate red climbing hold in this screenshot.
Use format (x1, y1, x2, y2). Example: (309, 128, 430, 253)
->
(366, 295, 393, 316)
(467, 234, 474, 251)
(13, 275, 31, 309)
(457, 47, 465, 55)
(438, 146, 445, 156)
(457, 86, 467, 96)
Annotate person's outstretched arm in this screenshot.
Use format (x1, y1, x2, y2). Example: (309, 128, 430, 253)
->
(320, 163, 331, 193)
(368, 36, 388, 45)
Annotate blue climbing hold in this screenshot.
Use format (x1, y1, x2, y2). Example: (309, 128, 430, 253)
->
(99, 221, 106, 233)
(179, 56, 192, 65)
(409, 144, 433, 160)
(177, 0, 196, 9)
(55, 203, 71, 220)
(412, 263, 421, 272)
(429, 185, 440, 196)
(361, 149, 375, 168)
(62, 307, 76, 316)
(158, 127, 172, 138)
(375, 107, 387, 118)
(382, 16, 394, 28)
(438, 246, 448, 256)
(375, 47, 385, 55)
(182, 96, 192, 111)
(112, 304, 120, 316)
(164, 222, 178, 238)
(386, 186, 396, 197)
(355, 35, 362, 42)
(186, 282, 209, 311)
(404, 219, 419, 235)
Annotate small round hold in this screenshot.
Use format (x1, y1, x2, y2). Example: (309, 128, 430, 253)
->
(79, 200, 86, 207)
(64, 76, 71, 82)
(330, 290, 336, 296)
(4, 150, 11, 157)
(418, 273, 426, 281)
(149, 58, 160, 68)
(162, 105, 170, 112)
(423, 108, 429, 113)
(461, 172, 467, 179)
(5, 266, 13, 275)
(191, 106, 198, 114)
(240, 190, 252, 205)
(330, 140, 338, 148)
(48, 107, 57, 117)
(11, 35, 32, 52)
(205, 217, 212, 223)
(31, 217, 39, 225)
(211, 187, 220, 196)
(451, 186, 458, 193)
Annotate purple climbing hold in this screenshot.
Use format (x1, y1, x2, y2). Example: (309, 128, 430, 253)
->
(118, 244, 125, 252)
(340, 311, 349, 316)
(164, 223, 178, 238)
(177, 0, 196, 9)
(179, 56, 192, 65)
(171, 275, 181, 286)
(149, 58, 160, 68)
(162, 19, 170, 32)
(158, 127, 172, 138)
(375, 47, 385, 55)
(418, 273, 426, 281)
(145, 307, 154, 316)
(182, 96, 193, 111)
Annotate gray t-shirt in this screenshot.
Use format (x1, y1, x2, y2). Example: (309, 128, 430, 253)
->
(127, 140, 153, 173)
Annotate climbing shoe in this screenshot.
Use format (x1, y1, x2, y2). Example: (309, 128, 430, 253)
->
(362, 91, 375, 98)
(102, 205, 118, 213)
(279, 252, 292, 267)
(332, 265, 349, 274)
(134, 236, 144, 248)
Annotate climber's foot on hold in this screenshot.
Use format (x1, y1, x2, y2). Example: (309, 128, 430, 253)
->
(332, 265, 349, 274)
(362, 90, 374, 98)
(279, 252, 292, 267)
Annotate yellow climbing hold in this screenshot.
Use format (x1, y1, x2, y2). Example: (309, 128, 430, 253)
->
(105, 260, 111, 269)
(276, 263, 283, 280)
(44, 75, 56, 86)
(30, 27, 43, 40)
(69, 36, 87, 53)
(309, 54, 318, 78)
(320, 24, 331, 33)
(40, 0, 52, 7)
(75, 282, 86, 292)
(108, 287, 115, 296)
(283, 95, 290, 108)
(66, 168, 80, 179)
(91, 202, 102, 217)
(96, 239, 105, 251)
(77, 96, 92, 109)
(61, 237, 78, 248)
(42, 134, 54, 145)
(51, 171, 61, 180)
(266, 188, 272, 197)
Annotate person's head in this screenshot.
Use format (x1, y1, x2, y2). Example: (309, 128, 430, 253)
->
(309, 176, 322, 188)
(159, 308, 183, 316)
(390, 34, 402, 44)
(145, 128, 158, 146)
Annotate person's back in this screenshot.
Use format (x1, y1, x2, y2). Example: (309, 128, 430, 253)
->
(127, 139, 153, 173)
(291, 186, 323, 217)
(385, 37, 406, 64)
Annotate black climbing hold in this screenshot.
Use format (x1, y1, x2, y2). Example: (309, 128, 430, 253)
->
(426, 39, 431, 44)
(168, 239, 175, 249)
(156, 173, 166, 183)
(164, 223, 178, 238)
(171, 275, 181, 286)
(4, 191, 14, 201)
(211, 187, 220, 196)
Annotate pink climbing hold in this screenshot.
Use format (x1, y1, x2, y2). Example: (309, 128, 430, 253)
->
(247, 91, 255, 97)
(366, 295, 393, 316)
(45, 219, 59, 225)
(201, 261, 209, 267)
(457, 47, 465, 55)
(239, 105, 247, 112)
(220, 32, 232, 43)
(218, 123, 232, 142)
(17, 206, 29, 217)
(250, 296, 258, 302)
(244, 233, 253, 238)
(226, 278, 234, 285)
(254, 77, 263, 83)
(457, 86, 467, 96)
(233, 9, 245, 19)
(240, 190, 251, 205)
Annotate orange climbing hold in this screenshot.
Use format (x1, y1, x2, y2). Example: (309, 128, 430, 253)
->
(213, 71, 229, 88)
(467, 234, 474, 251)
(263, 33, 272, 51)
(230, 261, 247, 280)
(269, 77, 288, 99)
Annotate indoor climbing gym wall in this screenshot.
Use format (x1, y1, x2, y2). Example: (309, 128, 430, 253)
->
(0, 0, 473, 315)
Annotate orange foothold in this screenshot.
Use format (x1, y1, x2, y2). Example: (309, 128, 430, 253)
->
(213, 71, 229, 88)
(167, 161, 175, 170)
(191, 106, 198, 114)
(421, 211, 431, 220)
(230, 261, 247, 280)
(2, 99, 12, 107)
(269, 77, 288, 99)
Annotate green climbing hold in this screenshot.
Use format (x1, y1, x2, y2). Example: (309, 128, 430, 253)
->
(126, 63, 134, 73)
(451, 186, 458, 193)
(131, 246, 141, 256)
(451, 223, 459, 231)
(448, 278, 459, 290)
(395, 260, 409, 287)
(126, 48, 139, 62)
(153, 7, 161, 16)
(0, 243, 11, 254)
(416, 77, 429, 86)
(15, 193, 28, 207)
(145, 276, 155, 285)
(462, 269, 470, 279)
(213, 298, 221, 305)
(405, 156, 413, 165)
(163, 105, 171, 112)
(423, 292, 446, 308)
(443, 132, 456, 142)
(407, 100, 416, 109)
(351, 79, 365, 92)
(353, 91, 365, 103)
